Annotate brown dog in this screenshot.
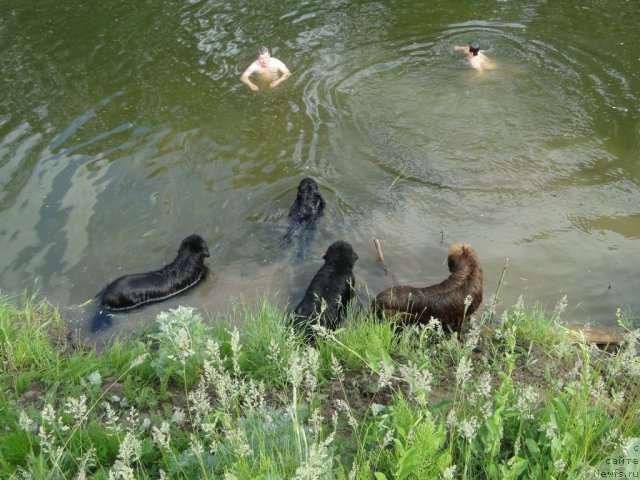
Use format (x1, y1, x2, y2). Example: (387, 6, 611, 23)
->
(373, 243, 483, 333)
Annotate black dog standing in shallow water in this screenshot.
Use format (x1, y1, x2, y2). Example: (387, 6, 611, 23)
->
(90, 234, 210, 332)
(283, 178, 325, 260)
(292, 240, 358, 343)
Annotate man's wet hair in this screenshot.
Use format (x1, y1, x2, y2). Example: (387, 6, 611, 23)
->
(469, 42, 480, 55)
(257, 46, 269, 56)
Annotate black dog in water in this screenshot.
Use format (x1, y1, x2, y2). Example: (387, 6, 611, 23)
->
(292, 240, 358, 342)
(90, 234, 210, 332)
(283, 177, 325, 260)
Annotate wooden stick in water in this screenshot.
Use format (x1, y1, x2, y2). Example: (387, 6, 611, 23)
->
(374, 239, 384, 262)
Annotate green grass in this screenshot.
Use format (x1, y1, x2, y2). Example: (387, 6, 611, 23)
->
(0, 291, 638, 479)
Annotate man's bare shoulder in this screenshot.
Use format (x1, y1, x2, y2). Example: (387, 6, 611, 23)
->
(270, 57, 289, 72)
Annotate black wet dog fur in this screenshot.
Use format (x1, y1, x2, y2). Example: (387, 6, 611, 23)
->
(292, 240, 358, 342)
(90, 234, 210, 332)
(283, 178, 325, 260)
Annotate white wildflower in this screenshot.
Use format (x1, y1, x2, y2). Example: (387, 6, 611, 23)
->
(455, 356, 473, 387)
(130, 353, 148, 369)
(40, 403, 57, 426)
(348, 461, 357, 480)
(205, 339, 222, 365)
(553, 295, 568, 320)
(230, 327, 242, 376)
(442, 465, 456, 479)
(202, 422, 219, 454)
(18, 411, 36, 432)
(398, 361, 432, 404)
(513, 437, 521, 457)
(108, 460, 135, 480)
(377, 360, 395, 390)
(242, 379, 266, 411)
(370, 403, 385, 416)
(446, 410, 457, 430)
(553, 459, 566, 472)
(171, 407, 186, 425)
(226, 427, 251, 458)
(190, 434, 204, 457)
(103, 402, 121, 434)
(480, 401, 493, 419)
(427, 317, 443, 336)
(381, 428, 394, 449)
(293, 434, 335, 480)
(303, 346, 320, 402)
(515, 386, 539, 419)
(464, 318, 481, 351)
(330, 354, 344, 383)
(64, 394, 88, 426)
(309, 408, 324, 437)
(170, 327, 194, 365)
(188, 378, 211, 422)
(458, 416, 479, 443)
(539, 420, 557, 441)
(117, 431, 142, 463)
(611, 389, 625, 406)
(464, 294, 473, 311)
(152, 422, 171, 450)
(334, 399, 357, 431)
(591, 376, 606, 401)
(477, 371, 492, 398)
(75, 447, 97, 480)
(288, 349, 305, 389)
(603, 428, 621, 449)
(267, 337, 281, 364)
(125, 407, 140, 433)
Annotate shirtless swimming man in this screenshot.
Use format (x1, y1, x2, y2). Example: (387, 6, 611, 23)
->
(454, 42, 494, 72)
(240, 46, 291, 91)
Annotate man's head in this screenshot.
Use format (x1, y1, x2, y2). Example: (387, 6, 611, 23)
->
(469, 42, 480, 56)
(257, 46, 270, 67)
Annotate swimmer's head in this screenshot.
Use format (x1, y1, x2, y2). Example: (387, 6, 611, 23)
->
(257, 46, 270, 67)
(469, 42, 480, 56)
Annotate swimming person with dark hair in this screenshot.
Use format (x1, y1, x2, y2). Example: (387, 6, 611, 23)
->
(240, 46, 291, 91)
(454, 42, 494, 72)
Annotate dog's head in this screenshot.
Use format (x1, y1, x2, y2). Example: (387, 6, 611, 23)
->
(447, 243, 477, 272)
(323, 240, 358, 268)
(180, 234, 211, 258)
(296, 177, 325, 214)
(297, 177, 320, 196)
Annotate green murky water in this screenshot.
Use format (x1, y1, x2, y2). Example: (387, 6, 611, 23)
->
(1, 0, 639, 339)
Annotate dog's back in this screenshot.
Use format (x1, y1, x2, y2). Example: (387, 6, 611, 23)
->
(90, 234, 210, 332)
(292, 241, 358, 341)
(373, 243, 482, 332)
(283, 178, 326, 260)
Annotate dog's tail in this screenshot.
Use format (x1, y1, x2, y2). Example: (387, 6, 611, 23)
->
(89, 290, 114, 333)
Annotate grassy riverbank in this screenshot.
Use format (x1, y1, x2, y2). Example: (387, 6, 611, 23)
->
(0, 292, 638, 479)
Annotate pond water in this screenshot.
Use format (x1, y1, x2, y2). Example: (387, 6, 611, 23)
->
(1, 0, 639, 342)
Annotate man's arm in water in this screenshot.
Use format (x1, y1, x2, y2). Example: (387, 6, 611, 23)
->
(269, 58, 291, 89)
(240, 63, 259, 91)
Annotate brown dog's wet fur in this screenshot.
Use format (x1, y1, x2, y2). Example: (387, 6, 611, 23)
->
(373, 243, 483, 333)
